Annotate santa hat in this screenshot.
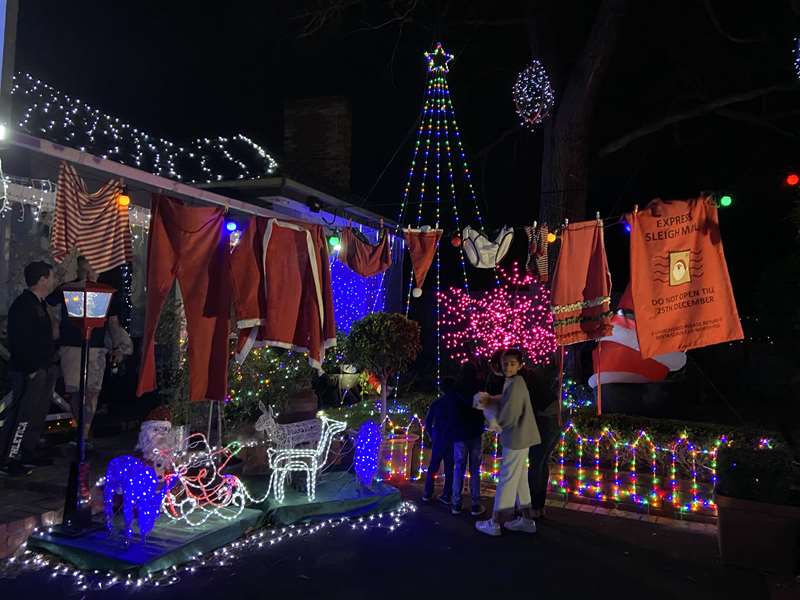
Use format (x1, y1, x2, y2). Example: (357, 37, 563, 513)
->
(403, 227, 442, 298)
(144, 405, 172, 423)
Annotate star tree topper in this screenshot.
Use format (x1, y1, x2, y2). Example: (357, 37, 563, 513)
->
(425, 42, 454, 73)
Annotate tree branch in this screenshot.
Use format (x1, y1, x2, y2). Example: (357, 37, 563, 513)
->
(476, 125, 522, 157)
(598, 82, 799, 156)
(702, 0, 761, 44)
(714, 108, 800, 140)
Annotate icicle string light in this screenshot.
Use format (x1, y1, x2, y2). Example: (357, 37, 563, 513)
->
(11, 73, 278, 183)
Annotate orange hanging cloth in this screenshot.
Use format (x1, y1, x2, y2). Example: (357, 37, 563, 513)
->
(628, 196, 743, 358)
(339, 227, 392, 277)
(403, 228, 442, 297)
(551, 221, 613, 345)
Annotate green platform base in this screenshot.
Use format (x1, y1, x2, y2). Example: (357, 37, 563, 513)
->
(27, 508, 267, 576)
(244, 471, 403, 525)
(26, 473, 401, 575)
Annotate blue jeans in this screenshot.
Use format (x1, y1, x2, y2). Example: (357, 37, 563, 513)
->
(424, 440, 454, 500)
(528, 416, 561, 511)
(452, 436, 482, 507)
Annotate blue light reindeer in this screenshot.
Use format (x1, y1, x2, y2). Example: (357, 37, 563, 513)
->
(104, 455, 175, 542)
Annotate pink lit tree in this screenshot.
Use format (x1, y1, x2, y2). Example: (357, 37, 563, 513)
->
(438, 263, 557, 365)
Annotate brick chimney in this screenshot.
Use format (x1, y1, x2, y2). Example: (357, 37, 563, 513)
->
(283, 97, 352, 193)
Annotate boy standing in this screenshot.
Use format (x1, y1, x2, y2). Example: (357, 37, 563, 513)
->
(475, 349, 541, 536)
(450, 362, 485, 516)
(422, 379, 456, 505)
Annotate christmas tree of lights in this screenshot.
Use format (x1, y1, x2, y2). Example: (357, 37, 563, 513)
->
(396, 42, 487, 385)
(438, 263, 557, 365)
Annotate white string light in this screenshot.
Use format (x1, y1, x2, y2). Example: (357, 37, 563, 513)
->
(266, 416, 347, 503)
(11, 73, 278, 183)
(512, 58, 556, 129)
(4, 502, 416, 591)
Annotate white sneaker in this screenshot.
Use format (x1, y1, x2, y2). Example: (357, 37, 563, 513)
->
(475, 519, 501, 536)
(503, 516, 537, 534)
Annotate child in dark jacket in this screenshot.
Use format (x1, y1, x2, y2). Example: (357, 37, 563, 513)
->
(450, 363, 486, 516)
(422, 378, 457, 504)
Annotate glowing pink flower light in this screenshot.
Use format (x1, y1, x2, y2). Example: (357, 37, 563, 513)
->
(438, 263, 558, 364)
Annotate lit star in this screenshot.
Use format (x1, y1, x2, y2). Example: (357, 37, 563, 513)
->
(424, 42, 453, 73)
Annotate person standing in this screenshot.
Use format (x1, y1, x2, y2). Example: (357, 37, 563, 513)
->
(475, 349, 541, 536)
(47, 256, 128, 443)
(450, 362, 486, 516)
(422, 378, 457, 505)
(525, 358, 561, 519)
(0, 262, 59, 476)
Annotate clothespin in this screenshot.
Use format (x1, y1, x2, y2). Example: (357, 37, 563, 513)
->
(596, 211, 602, 226)
(379, 217, 384, 230)
(634, 204, 639, 215)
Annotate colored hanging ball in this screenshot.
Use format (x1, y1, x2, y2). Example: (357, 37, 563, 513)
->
(546, 232, 557, 243)
(719, 195, 733, 208)
(412, 287, 423, 298)
(786, 173, 799, 186)
(450, 233, 461, 247)
(225, 220, 238, 232)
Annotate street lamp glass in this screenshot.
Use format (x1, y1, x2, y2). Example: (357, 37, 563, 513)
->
(64, 292, 85, 318)
(86, 291, 113, 318)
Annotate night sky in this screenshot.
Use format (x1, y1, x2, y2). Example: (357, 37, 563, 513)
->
(13, 1, 800, 338)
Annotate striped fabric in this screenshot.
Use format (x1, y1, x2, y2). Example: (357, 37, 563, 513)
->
(50, 162, 130, 273)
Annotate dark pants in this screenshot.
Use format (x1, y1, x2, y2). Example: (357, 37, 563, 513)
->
(452, 436, 482, 507)
(423, 440, 454, 500)
(528, 416, 562, 511)
(0, 368, 57, 464)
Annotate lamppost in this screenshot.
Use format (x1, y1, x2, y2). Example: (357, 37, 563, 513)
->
(58, 280, 116, 534)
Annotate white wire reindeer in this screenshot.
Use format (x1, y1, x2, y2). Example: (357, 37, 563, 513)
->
(267, 415, 347, 503)
(255, 401, 322, 449)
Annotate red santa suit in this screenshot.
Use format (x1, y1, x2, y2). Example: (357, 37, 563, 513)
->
(230, 218, 336, 372)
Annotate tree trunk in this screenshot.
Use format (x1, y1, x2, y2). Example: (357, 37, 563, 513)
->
(537, 0, 628, 225)
(379, 375, 388, 422)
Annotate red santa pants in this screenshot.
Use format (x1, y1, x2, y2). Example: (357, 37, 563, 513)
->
(137, 194, 231, 402)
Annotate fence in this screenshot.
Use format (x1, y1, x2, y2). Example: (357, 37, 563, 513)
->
(376, 416, 772, 517)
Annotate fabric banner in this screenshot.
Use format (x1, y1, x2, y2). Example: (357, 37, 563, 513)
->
(551, 221, 613, 345)
(403, 228, 442, 292)
(629, 197, 743, 359)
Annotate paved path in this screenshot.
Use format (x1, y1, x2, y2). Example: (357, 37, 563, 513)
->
(2, 480, 793, 599)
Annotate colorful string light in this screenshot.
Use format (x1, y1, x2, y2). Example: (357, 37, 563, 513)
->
(396, 42, 486, 390)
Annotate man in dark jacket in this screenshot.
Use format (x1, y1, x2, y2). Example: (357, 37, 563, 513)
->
(0, 262, 58, 476)
(450, 362, 485, 516)
(422, 378, 457, 504)
(525, 357, 561, 518)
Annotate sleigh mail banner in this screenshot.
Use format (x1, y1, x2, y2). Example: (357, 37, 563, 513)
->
(629, 197, 743, 359)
